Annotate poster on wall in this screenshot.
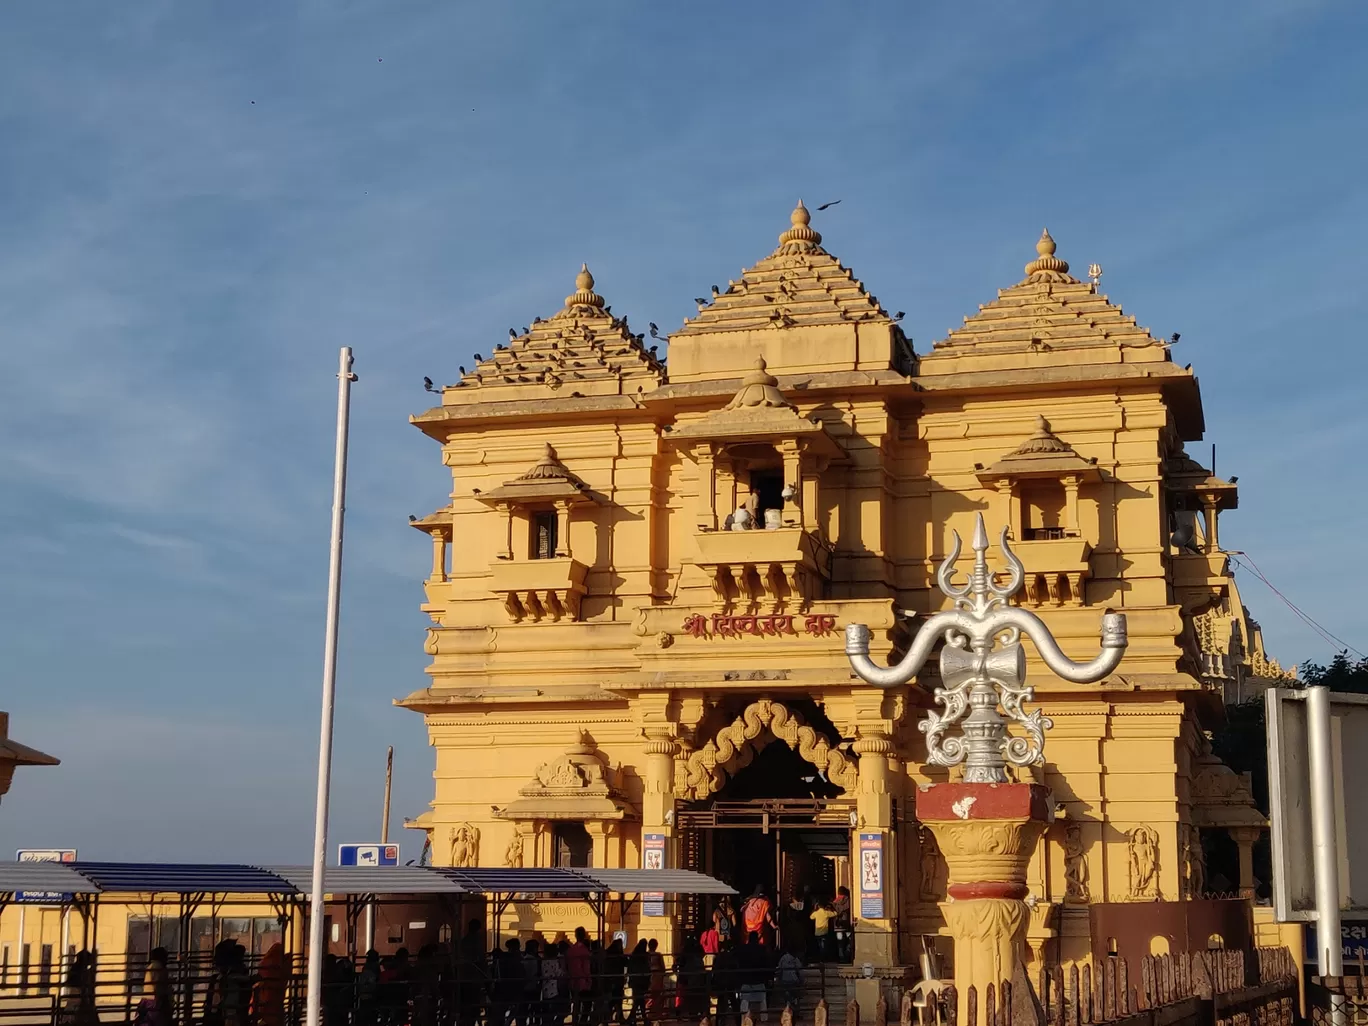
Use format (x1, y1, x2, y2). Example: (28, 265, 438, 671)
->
(643, 834, 666, 916)
(859, 833, 884, 919)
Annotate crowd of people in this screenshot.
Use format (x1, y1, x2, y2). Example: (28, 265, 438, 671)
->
(318, 885, 854, 1026)
(105, 885, 854, 1026)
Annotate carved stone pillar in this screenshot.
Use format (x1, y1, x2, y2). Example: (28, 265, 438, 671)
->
(642, 734, 679, 832)
(497, 505, 514, 560)
(693, 445, 718, 531)
(429, 528, 448, 581)
(1063, 474, 1081, 535)
(919, 782, 1052, 1025)
(1202, 496, 1220, 553)
(585, 821, 621, 869)
(1231, 826, 1261, 898)
(780, 440, 801, 526)
(997, 481, 1015, 536)
(553, 500, 572, 558)
(849, 719, 902, 977)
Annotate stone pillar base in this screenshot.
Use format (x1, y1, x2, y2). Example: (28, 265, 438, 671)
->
(837, 966, 913, 1025)
(918, 782, 1053, 1022)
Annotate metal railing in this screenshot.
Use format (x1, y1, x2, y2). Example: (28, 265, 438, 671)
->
(0, 953, 845, 1026)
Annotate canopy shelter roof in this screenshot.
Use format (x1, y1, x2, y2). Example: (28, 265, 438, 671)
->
(70, 862, 297, 896)
(0, 862, 98, 896)
(261, 865, 466, 895)
(0, 862, 733, 901)
(436, 867, 599, 894)
(580, 869, 734, 895)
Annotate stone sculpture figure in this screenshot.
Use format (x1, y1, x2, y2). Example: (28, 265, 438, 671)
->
(504, 832, 524, 869)
(1127, 825, 1160, 899)
(449, 823, 481, 868)
(1183, 824, 1206, 899)
(918, 824, 944, 901)
(1063, 822, 1089, 903)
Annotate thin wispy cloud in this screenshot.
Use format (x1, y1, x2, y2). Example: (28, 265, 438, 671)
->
(0, 0, 1364, 859)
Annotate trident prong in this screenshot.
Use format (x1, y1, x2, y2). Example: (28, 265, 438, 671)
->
(989, 525, 1025, 601)
(937, 530, 970, 602)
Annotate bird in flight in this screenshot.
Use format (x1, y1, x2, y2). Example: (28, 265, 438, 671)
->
(816, 200, 841, 211)
(423, 376, 437, 392)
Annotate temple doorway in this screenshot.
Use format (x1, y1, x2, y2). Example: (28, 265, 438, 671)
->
(677, 732, 853, 951)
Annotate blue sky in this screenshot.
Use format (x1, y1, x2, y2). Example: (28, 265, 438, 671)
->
(1, 2, 1364, 862)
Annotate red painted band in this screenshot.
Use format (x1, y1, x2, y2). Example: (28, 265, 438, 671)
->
(947, 882, 1029, 900)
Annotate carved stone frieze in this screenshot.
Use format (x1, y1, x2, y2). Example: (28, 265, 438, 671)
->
(680, 698, 857, 799)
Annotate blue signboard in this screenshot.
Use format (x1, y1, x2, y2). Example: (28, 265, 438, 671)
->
(1304, 921, 1368, 965)
(15, 849, 77, 904)
(338, 844, 399, 867)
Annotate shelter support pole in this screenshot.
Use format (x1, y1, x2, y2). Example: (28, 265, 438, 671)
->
(919, 783, 1051, 1026)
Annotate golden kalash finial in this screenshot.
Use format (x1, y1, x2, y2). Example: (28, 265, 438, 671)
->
(563, 263, 605, 312)
(777, 199, 823, 254)
(1023, 228, 1074, 282)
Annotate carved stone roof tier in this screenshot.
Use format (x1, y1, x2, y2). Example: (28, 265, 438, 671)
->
(442, 266, 664, 404)
(1165, 446, 1238, 507)
(671, 202, 894, 337)
(664, 357, 842, 458)
(409, 509, 452, 531)
(0, 712, 58, 769)
(1189, 742, 1266, 830)
(495, 731, 636, 821)
(673, 203, 891, 337)
(921, 230, 1176, 375)
(976, 416, 1100, 483)
(477, 444, 595, 506)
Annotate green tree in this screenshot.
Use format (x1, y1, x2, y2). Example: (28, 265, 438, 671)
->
(1298, 652, 1368, 694)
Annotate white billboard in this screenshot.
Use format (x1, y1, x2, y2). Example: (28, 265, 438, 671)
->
(1266, 688, 1368, 921)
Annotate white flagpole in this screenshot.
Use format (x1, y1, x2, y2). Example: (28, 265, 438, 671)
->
(306, 347, 357, 1026)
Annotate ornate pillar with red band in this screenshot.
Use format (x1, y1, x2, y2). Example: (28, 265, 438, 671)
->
(917, 781, 1054, 1017)
(846, 514, 1127, 1017)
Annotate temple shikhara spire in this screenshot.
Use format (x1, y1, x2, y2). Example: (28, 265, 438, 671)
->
(400, 206, 1295, 984)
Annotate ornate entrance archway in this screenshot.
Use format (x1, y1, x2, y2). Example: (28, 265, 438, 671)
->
(680, 698, 858, 800)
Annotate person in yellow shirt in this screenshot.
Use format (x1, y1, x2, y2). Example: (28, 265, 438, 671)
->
(810, 900, 837, 962)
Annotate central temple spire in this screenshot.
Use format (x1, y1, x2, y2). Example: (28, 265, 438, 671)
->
(562, 263, 606, 314)
(1022, 228, 1077, 283)
(776, 199, 824, 255)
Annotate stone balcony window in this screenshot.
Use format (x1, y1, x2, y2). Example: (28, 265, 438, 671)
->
(975, 416, 1101, 607)
(665, 357, 843, 612)
(476, 444, 598, 622)
(1164, 445, 1238, 555)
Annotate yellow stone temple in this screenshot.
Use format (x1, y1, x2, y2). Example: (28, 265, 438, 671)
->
(400, 203, 1296, 970)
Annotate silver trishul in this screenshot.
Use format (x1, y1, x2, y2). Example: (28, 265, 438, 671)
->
(845, 514, 1128, 784)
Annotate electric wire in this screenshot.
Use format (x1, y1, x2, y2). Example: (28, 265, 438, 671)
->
(1227, 551, 1364, 659)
